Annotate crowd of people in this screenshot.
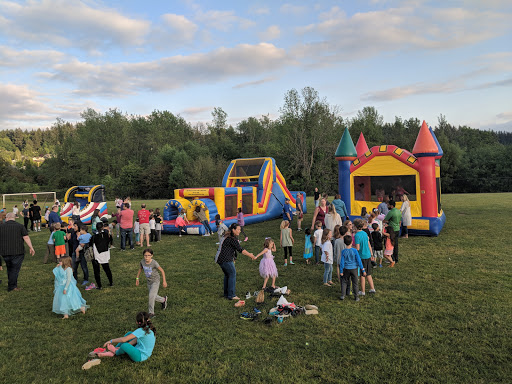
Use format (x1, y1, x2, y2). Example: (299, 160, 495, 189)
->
(0, 190, 410, 367)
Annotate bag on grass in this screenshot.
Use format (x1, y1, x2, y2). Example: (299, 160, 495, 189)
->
(255, 290, 265, 304)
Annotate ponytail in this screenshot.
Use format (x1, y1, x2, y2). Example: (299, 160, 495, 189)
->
(136, 312, 156, 335)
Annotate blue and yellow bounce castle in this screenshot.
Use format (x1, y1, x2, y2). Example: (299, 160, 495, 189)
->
(162, 158, 306, 235)
(336, 121, 445, 236)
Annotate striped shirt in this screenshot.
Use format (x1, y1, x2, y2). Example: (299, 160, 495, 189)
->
(0, 221, 29, 255)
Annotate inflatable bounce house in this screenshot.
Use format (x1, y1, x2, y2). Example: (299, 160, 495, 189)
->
(335, 120, 445, 236)
(162, 158, 306, 235)
(59, 185, 108, 224)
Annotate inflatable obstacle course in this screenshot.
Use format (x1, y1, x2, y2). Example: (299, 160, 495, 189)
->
(163, 158, 306, 235)
(60, 185, 108, 224)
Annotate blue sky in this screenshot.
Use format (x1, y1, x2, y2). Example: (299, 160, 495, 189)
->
(0, 0, 511, 132)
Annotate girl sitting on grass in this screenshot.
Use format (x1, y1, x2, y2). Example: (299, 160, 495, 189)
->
(83, 312, 156, 369)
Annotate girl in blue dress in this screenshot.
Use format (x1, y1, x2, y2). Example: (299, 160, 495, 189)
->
(53, 256, 88, 319)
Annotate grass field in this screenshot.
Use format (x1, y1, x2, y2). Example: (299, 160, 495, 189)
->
(1, 194, 511, 384)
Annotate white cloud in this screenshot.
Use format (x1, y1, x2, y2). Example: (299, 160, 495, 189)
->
(233, 77, 275, 89)
(160, 13, 198, 41)
(0, 45, 67, 68)
(259, 25, 281, 41)
(0, 0, 150, 51)
(180, 106, 213, 116)
(292, 5, 512, 65)
(280, 4, 308, 15)
(194, 9, 256, 32)
(45, 43, 292, 96)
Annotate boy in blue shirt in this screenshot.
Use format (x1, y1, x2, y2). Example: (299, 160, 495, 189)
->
(354, 219, 376, 296)
(339, 235, 366, 301)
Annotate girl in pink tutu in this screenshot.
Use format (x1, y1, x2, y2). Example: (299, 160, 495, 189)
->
(255, 237, 278, 289)
(175, 209, 189, 237)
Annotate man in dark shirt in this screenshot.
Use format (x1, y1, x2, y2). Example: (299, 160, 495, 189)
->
(32, 200, 42, 232)
(0, 213, 35, 291)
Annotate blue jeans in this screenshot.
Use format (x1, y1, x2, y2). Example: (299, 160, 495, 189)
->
(202, 220, 213, 234)
(72, 249, 89, 282)
(120, 227, 134, 250)
(323, 263, 333, 283)
(219, 261, 236, 299)
(3, 254, 24, 291)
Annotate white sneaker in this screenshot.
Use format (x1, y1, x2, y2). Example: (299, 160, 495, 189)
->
(358, 291, 366, 296)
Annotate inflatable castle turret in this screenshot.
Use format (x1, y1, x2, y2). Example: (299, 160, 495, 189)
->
(335, 121, 445, 236)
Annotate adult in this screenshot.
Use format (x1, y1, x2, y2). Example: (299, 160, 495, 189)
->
(314, 187, 320, 208)
(138, 204, 151, 247)
(21, 204, 30, 230)
(69, 221, 89, 285)
(311, 198, 328, 230)
(119, 203, 135, 251)
(0, 212, 35, 291)
(72, 201, 81, 223)
(29, 203, 34, 231)
(89, 222, 113, 289)
(295, 194, 304, 231)
(48, 205, 62, 229)
(32, 200, 42, 232)
(324, 204, 342, 238)
(378, 196, 390, 216)
(331, 194, 349, 221)
(216, 224, 255, 300)
(282, 198, 293, 222)
(384, 200, 402, 264)
(400, 195, 412, 239)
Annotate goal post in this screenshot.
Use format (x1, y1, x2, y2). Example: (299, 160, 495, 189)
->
(2, 192, 57, 209)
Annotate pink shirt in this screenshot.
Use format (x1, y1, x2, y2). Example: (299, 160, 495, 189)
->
(119, 209, 134, 229)
(138, 209, 150, 224)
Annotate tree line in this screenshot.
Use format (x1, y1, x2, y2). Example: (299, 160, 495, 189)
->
(1, 87, 511, 199)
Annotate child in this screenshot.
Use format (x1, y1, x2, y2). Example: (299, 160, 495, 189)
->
(333, 225, 347, 272)
(84, 312, 156, 368)
(313, 220, 323, 265)
(361, 207, 369, 220)
(44, 224, 57, 264)
(136, 248, 168, 317)
(215, 214, 228, 245)
(339, 235, 366, 301)
(280, 220, 294, 266)
(353, 219, 376, 296)
(236, 208, 248, 241)
(255, 238, 278, 289)
(134, 218, 140, 245)
(149, 215, 156, 243)
(52, 223, 67, 261)
(193, 206, 213, 236)
(371, 223, 384, 268)
(303, 228, 313, 264)
(175, 209, 189, 237)
(154, 209, 162, 242)
(383, 225, 396, 267)
(52, 256, 88, 319)
(321, 228, 334, 286)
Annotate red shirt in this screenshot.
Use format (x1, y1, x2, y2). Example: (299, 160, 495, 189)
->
(138, 209, 150, 224)
(119, 209, 134, 229)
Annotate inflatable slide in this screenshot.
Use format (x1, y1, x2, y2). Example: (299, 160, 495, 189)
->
(163, 158, 306, 235)
(60, 185, 108, 224)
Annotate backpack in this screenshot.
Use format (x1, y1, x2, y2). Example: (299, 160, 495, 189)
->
(84, 245, 94, 262)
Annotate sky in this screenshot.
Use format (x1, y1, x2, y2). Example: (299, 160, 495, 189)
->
(0, 0, 511, 132)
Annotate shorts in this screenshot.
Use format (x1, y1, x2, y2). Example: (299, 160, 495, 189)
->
(362, 258, 372, 276)
(373, 249, 383, 259)
(55, 244, 66, 256)
(139, 223, 150, 236)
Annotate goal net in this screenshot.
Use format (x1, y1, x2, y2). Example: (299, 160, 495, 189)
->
(2, 192, 57, 210)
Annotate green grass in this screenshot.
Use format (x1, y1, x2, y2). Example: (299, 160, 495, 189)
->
(1, 194, 511, 383)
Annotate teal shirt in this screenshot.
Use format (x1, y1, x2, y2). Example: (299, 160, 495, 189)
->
(132, 328, 155, 361)
(384, 208, 402, 232)
(354, 231, 372, 260)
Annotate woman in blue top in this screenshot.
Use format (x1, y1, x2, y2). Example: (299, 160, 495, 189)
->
(87, 312, 156, 365)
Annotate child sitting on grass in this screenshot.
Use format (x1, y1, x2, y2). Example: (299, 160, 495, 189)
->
(83, 312, 156, 369)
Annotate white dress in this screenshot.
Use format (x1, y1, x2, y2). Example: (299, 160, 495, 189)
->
(400, 201, 412, 226)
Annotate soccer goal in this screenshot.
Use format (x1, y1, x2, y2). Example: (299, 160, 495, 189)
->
(2, 192, 57, 210)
